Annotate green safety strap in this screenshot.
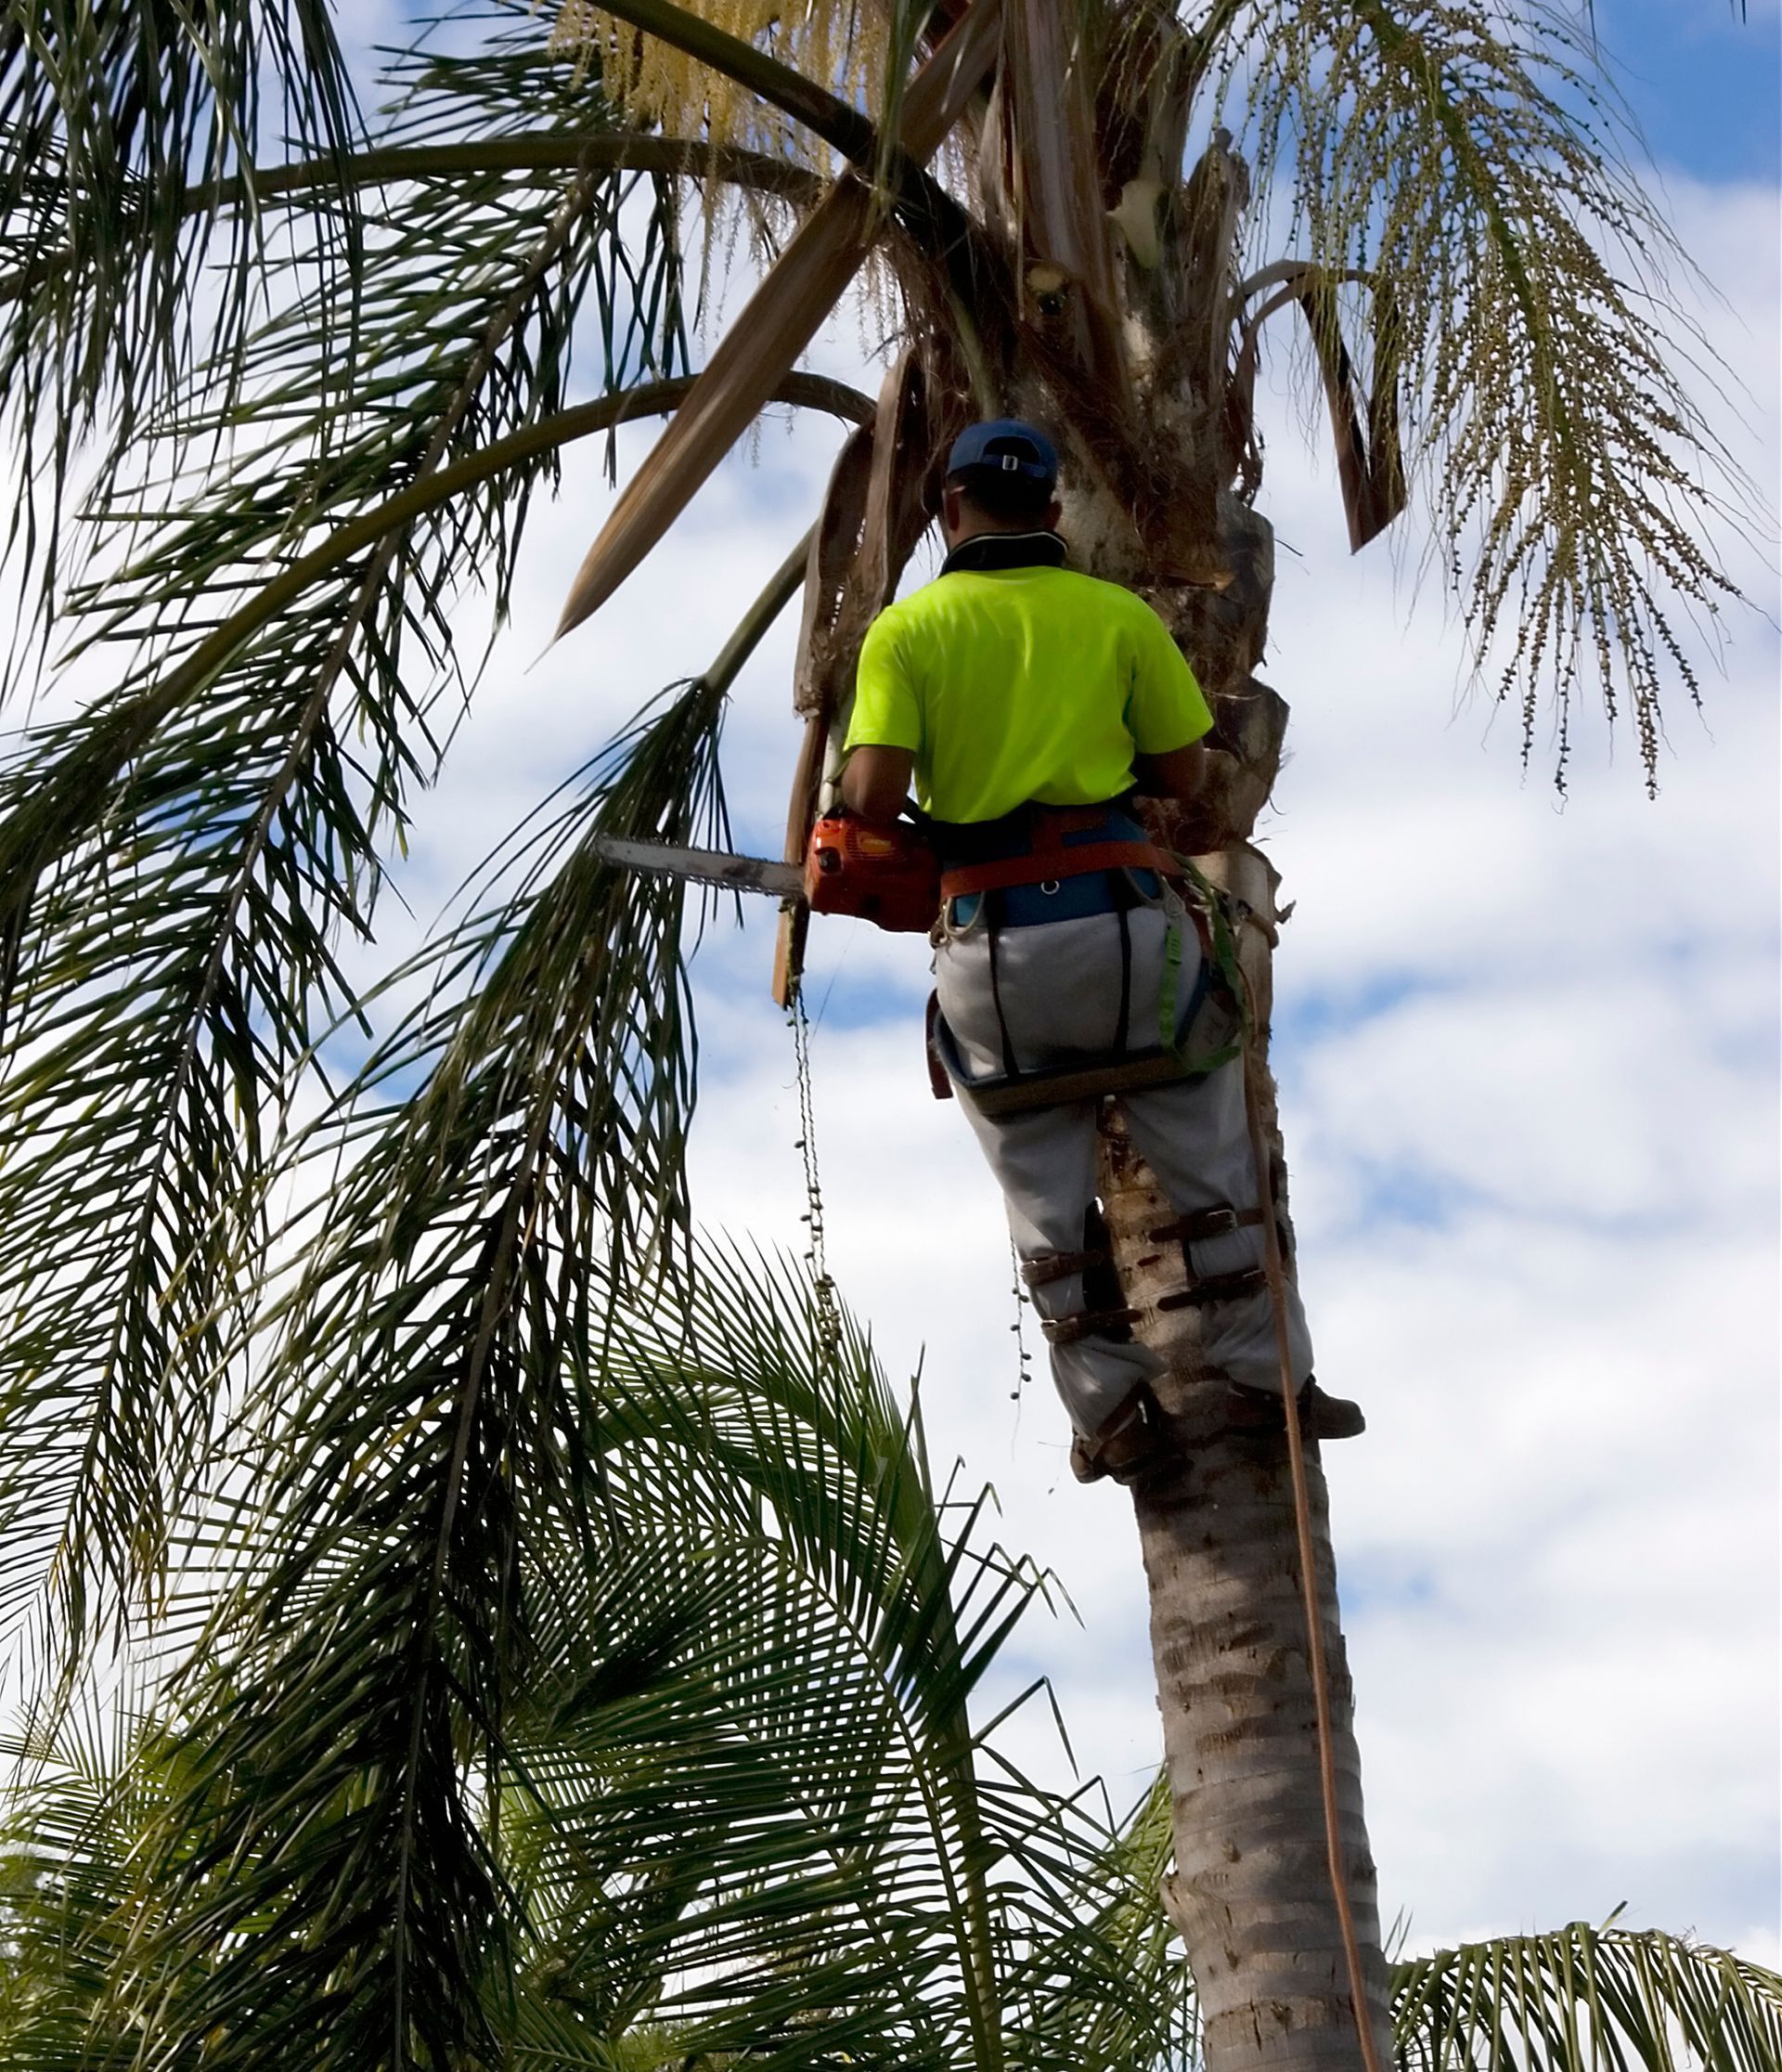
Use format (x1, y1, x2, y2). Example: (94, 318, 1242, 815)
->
(1157, 900, 1187, 1053)
(1156, 856, 1250, 1075)
(1180, 856, 1251, 1011)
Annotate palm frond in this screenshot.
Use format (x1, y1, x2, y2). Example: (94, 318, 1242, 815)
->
(55, 1240, 1190, 2069)
(553, 0, 883, 167)
(554, 0, 1001, 636)
(0, 45, 702, 1677)
(1393, 1923, 1782, 2072)
(0, 0, 365, 658)
(1213, 0, 1757, 785)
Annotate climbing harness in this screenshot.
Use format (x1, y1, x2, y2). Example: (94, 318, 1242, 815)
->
(924, 819, 1247, 1120)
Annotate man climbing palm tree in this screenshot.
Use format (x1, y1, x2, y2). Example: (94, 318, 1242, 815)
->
(842, 417, 1362, 1483)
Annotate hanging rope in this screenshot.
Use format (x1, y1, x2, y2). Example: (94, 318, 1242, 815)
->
(1239, 1034, 1388, 2072)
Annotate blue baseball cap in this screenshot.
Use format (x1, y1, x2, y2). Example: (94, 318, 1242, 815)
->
(946, 418, 1058, 487)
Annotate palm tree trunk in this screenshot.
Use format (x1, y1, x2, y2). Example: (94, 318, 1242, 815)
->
(1129, 1388, 1395, 2072)
(1098, 898, 1398, 2072)
(1092, 550, 1397, 2070)
(858, 6, 1401, 2044)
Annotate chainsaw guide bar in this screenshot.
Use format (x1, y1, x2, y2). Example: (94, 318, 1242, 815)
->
(588, 835, 804, 902)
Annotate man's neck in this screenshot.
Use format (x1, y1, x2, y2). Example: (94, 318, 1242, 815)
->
(940, 528, 1068, 576)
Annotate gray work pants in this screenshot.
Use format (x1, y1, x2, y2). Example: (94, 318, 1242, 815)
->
(935, 900, 1314, 1439)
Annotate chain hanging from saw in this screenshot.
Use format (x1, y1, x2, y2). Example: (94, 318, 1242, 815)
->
(787, 978, 841, 1376)
(1007, 1234, 1034, 1408)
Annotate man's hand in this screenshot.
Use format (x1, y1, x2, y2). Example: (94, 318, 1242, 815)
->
(840, 745, 915, 823)
(1134, 739, 1205, 802)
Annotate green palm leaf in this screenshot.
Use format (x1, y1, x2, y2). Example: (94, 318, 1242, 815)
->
(18, 1244, 1189, 2069)
(0, 26, 698, 1679)
(1210, 0, 1753, 783)
(1393, 1923, 1782, 2072)
(0, 0, 362, 595)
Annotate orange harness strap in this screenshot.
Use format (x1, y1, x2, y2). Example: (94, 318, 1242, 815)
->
(938, 840, 1175, 900)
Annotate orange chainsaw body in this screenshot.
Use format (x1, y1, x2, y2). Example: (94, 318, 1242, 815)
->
(803, 815, 939, 934)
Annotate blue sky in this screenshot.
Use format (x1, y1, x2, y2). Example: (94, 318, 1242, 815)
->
(1596, 0, 1780, 181)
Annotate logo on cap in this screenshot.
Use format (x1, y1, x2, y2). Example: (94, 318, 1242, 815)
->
(946, 419, 1058, 486)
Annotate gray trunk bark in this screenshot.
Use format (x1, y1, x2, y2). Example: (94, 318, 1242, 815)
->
(1091, 556, 1396, 2065)
(1095, 842, 1396, 2072)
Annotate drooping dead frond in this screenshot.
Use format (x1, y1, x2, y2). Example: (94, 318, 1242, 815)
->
(999, 0, 1134, 413)
(1229, 263, 1406, 548)
(553, 0, 1001, 639)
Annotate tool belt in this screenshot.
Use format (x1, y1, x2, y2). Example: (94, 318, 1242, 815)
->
(929, 800, 1172, 932)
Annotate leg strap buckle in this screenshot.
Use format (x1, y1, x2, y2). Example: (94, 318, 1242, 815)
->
(1157, 1266, 1270, 1311)
(1021, 1248, 1106, 1289)
(1041, 1305, 1142, 1348)
(1146, 1205, 1264, 1246)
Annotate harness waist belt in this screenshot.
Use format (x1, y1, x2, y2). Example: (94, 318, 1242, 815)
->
(939, 840, 1175, 900)
(954, 1046, 1207, 1117)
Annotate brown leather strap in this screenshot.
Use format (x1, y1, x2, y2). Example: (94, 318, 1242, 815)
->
(1158, 1266, 1269, 1311)
(939, 840, 1175, 900)
(923, 991, 954, 1103)
(1040, 1305, 1142, 1347)
(959, 1047, 1205, 1117)
(1020, 1249, 1105, 1289)
(1147, 1206, 1264, 1246)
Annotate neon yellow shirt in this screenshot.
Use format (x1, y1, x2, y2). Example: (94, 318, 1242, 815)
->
(845, 563, 1212, 823)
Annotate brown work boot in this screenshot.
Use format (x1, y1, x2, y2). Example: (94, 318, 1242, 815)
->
(1223, 1377, 1365, 1442)
(1069, 1387, 1179, 1487)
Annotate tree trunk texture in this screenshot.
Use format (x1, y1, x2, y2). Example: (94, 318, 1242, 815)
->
(1098, 564, 1398, 2072)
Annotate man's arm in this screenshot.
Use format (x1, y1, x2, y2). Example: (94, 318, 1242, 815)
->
(1133, 739, 1206, 801)
(840, 744, 915, 823)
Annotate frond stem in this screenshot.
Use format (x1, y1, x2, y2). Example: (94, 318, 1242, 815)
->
(1231, 265, 1374, 365)
(200, 134, 825, 212)
(30, 374, 870, 841)
(581, 0, 988, 281)
(699, 528, 814, 697)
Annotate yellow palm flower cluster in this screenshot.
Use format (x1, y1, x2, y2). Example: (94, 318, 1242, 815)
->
(552, 0, 888, 162)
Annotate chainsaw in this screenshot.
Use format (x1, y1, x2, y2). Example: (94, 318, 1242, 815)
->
(590, 814, 940, 935)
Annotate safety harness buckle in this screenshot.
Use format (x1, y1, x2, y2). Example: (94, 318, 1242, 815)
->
(1041, 1305, 1141, 1348)
(1021, 1249, 1107, 1289)
(1147, 1206, 1264, 1246)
